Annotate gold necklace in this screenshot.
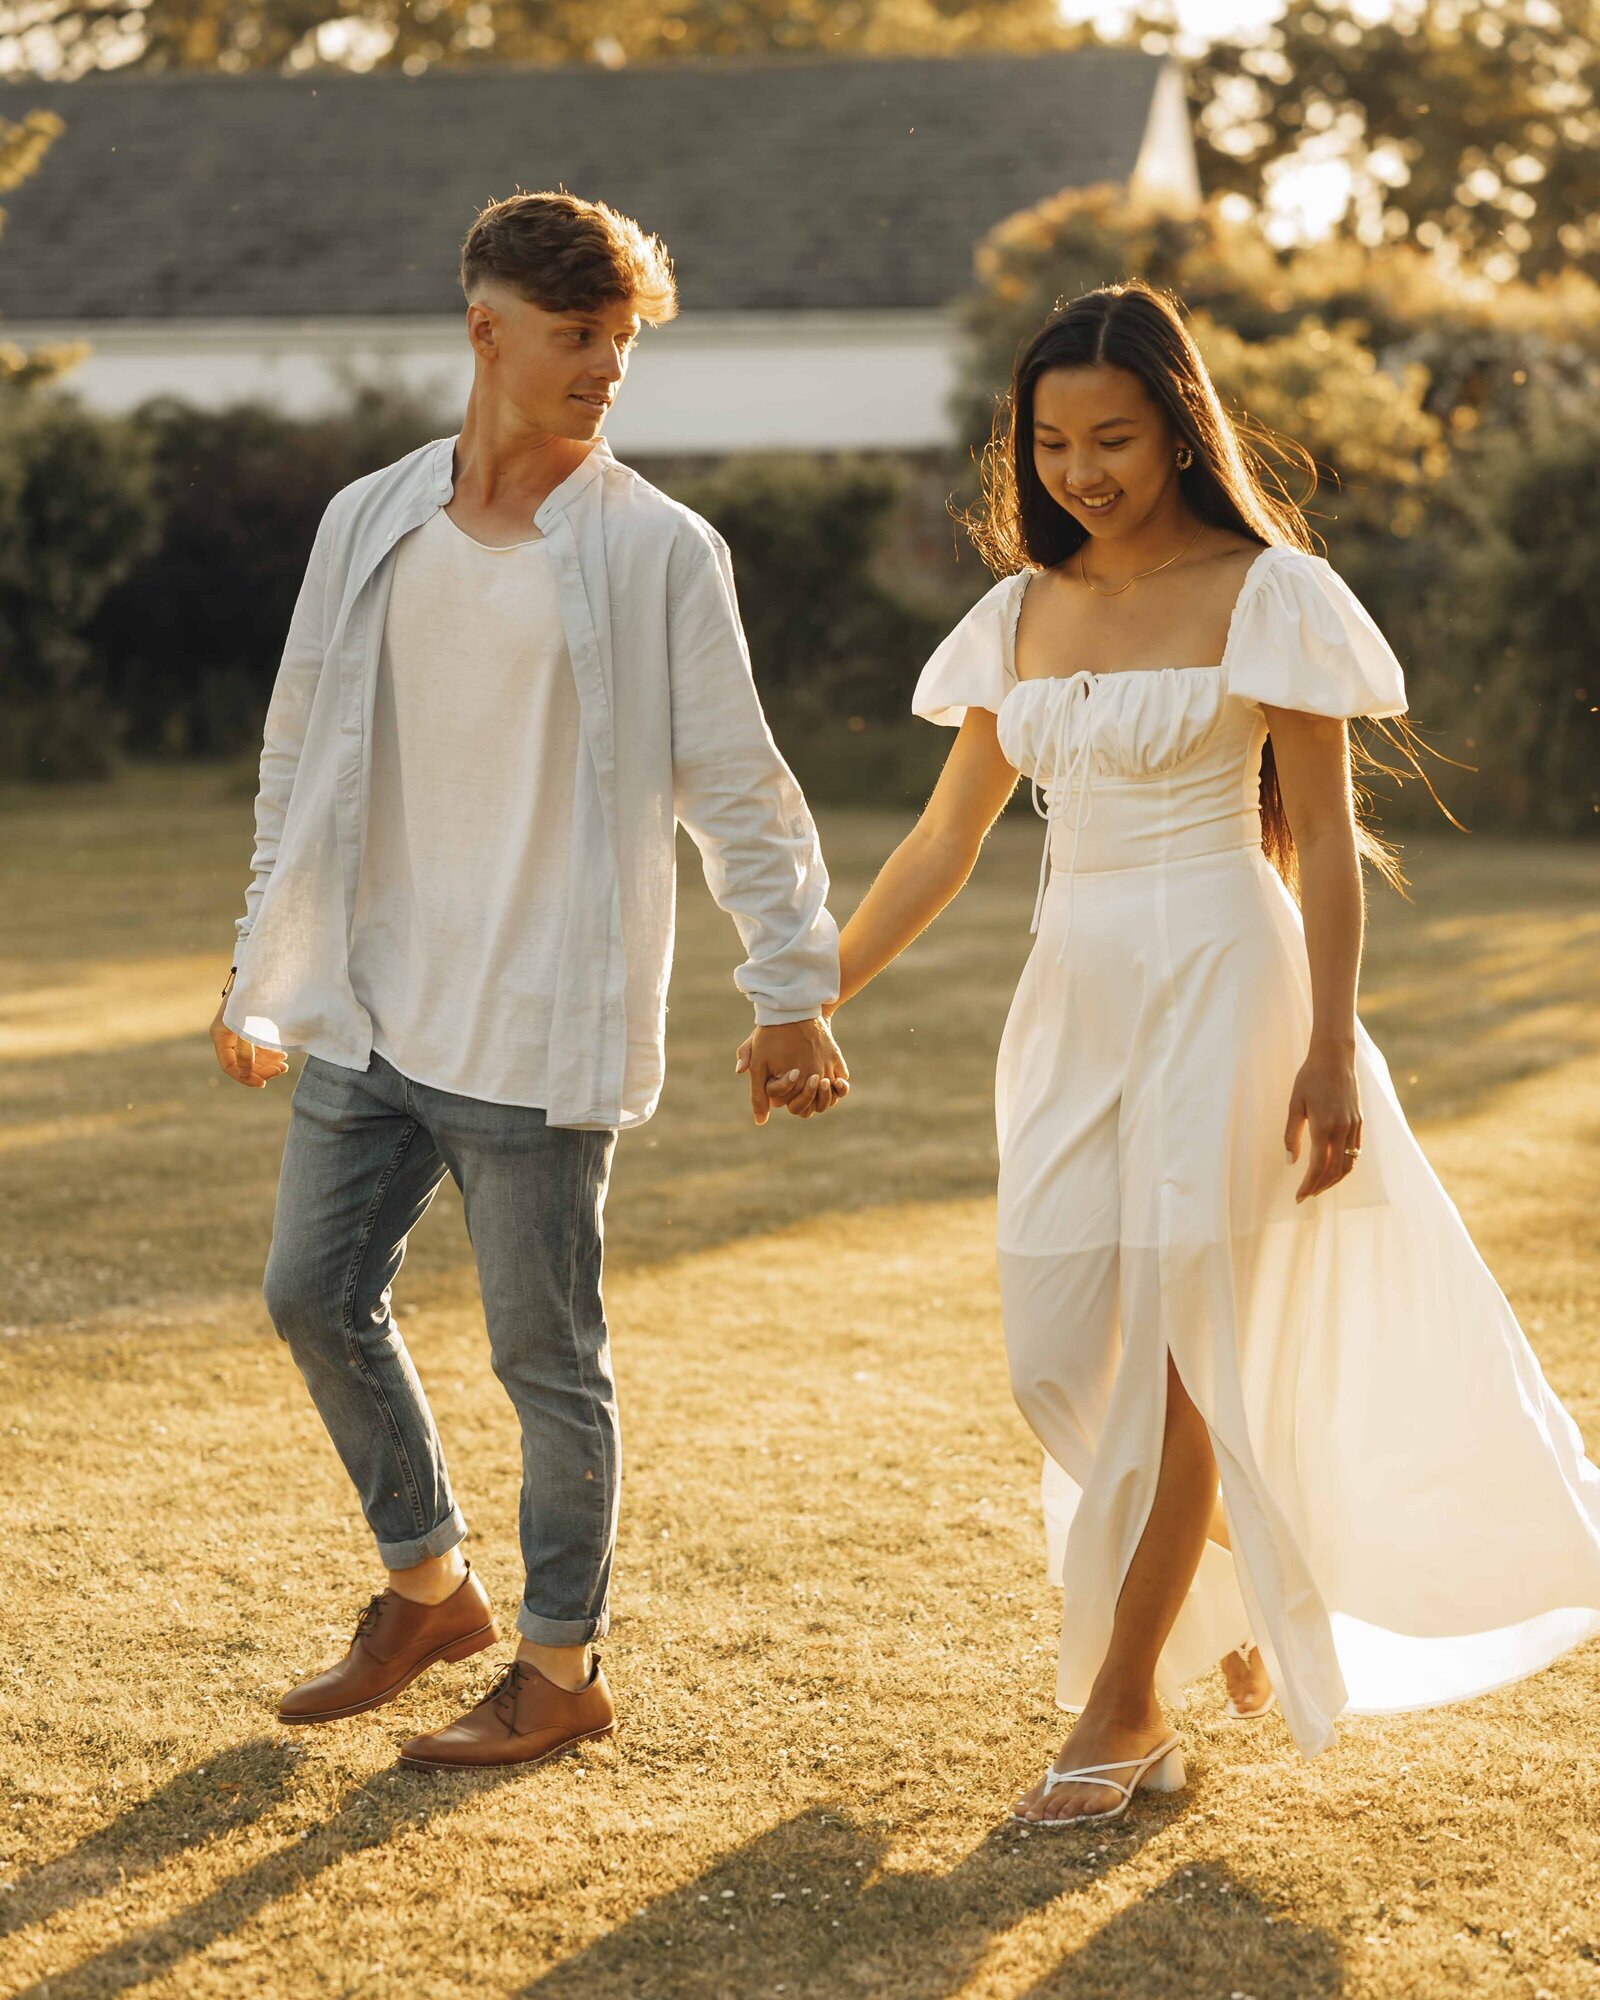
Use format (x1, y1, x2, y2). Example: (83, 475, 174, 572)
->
(1078, 522, 1207, 596)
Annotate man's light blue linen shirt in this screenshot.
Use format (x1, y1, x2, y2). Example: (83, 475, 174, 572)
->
(224, 435, 839, 1130)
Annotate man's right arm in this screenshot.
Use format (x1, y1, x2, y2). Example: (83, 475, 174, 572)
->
(211, 502, 336, 1087)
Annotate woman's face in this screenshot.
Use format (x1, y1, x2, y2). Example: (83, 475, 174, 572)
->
(1030, 363, 1184, 538)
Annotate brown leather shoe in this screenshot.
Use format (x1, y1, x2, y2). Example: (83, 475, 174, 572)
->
(276, 1566, 498, 1725)
(398, 1654, 616, 1769)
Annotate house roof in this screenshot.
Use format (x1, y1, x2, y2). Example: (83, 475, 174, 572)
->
(0, 50, 1178, 322)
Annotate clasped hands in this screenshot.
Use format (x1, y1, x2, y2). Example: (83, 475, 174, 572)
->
(734, 1008, 848, 1126)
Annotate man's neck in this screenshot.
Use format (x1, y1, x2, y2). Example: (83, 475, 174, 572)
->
(450, 400, 596, 518)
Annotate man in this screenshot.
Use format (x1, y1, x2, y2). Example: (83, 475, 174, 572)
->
(211, 190, 847, 1772)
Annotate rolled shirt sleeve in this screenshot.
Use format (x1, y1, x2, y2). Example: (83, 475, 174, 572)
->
(666, 522, 840, 1025)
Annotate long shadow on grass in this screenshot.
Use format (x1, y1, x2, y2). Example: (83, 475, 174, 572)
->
(1013, 1859, 1342, 1999)
(517, 1807, 1343, 2000)
(0, 1738, 298, 1943)
(8, 1754, 521, 2000)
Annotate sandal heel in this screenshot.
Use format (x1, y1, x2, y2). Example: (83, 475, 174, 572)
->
(442, 1623, 498, 1664)
(1142, 1745, 1186, 1793)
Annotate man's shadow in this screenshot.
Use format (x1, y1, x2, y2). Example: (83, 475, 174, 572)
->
(518, 1803, 1344, 1999)
(1, 1738, 297, 1945)
(7, 1744, 520, 2000)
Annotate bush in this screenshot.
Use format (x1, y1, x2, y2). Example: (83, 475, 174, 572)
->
(663, 454, 948, 722)
(1410, 402, 1600, 833)
(655, 453, 955, 807)
(0, 387, 159, 780)
(89, 387, 443, 758)
(957, 186, 1600, 448)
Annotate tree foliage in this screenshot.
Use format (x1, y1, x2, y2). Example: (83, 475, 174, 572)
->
(0, 0, 1076, 77)
(1181, 0, 1600, 282)
(0, 106, 84, 386)
(957, 184, 1600, 473)
(0, 387, 158, 777)
(1429, 400, 1600, 831)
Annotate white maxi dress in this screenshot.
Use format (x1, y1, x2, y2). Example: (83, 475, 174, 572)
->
(912, 543, 1600, 1758)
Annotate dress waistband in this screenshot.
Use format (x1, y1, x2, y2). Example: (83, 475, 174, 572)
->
(1046, 804, 1262, 877)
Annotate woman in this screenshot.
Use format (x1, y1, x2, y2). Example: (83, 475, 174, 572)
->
(749, 282, 1600, 1825)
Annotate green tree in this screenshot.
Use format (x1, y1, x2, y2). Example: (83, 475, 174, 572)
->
(1427, 399, 1600, 832)
(956, 185, 1600, 477)
(1181, 0, 1600, 283)
(0, 0, 1077, 78)
(0, 105, 83, 386)
(0, 388, 159, 778)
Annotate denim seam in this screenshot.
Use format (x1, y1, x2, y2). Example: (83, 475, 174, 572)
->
(550, 1128, 612, 1634)
(340, 1117, 432, 1539)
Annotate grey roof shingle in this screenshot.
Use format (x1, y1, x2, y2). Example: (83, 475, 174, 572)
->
(0, 50, 1169, 321)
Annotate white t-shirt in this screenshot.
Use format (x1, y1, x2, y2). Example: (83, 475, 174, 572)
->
(347, 507, 581, 1107)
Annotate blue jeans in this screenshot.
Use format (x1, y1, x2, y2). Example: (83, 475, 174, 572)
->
(262, 1051, 618, 1645)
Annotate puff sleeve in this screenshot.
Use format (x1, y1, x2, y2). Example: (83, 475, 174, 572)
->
(1227, 550, 1408, 719)
(910, 572, 1026, 726)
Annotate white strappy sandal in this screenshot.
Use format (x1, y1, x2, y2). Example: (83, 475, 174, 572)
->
(1221, 1638, 1278, 1723)
(1011, 1733, 1186, 1828)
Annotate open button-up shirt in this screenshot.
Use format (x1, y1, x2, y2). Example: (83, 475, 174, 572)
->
(224, 435, 839, 1130)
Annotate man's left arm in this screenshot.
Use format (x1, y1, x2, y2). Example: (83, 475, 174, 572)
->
(666, 525, 847, 1125)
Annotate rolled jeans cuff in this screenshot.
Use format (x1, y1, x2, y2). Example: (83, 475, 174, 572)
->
(374, 1506, 468, 1571)
(516, 1603, 610, 1646)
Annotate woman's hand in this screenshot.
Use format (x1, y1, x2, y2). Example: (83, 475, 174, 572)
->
(1284, 1041, 1362, 1202)
(733, 1016, 849, 1121)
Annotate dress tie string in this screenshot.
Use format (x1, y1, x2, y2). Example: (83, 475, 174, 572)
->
(1027, 671, 1098, 967)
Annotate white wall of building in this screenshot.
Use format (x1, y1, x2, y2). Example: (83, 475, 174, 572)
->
(5, 309, 964, 453)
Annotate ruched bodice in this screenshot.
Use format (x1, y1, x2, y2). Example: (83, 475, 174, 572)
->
(997, 665, 1264, 956)
(998, 662, 1233, 788)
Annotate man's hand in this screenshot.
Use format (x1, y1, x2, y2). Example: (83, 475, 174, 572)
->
(210, 994, 289, 1090)
(734, 1017, 849, 1126)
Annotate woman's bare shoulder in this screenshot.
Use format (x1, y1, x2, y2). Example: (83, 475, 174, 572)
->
(1195, 531, 1268, 570)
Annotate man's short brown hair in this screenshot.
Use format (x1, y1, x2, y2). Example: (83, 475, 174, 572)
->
(459, 190, 678, 324)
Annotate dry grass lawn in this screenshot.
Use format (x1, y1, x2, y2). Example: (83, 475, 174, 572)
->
(2, 766, 1599, 2000)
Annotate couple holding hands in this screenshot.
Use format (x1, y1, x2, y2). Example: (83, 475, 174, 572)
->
(213, 190, 1600, 1824)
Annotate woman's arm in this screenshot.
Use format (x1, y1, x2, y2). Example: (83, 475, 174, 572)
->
(737, 709, 1017, 1111)
(1263, 705, 1365, 1202)
(834, 707, 1019, 1006)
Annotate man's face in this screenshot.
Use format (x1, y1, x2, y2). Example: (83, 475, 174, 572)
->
(466, 283, 642, 439)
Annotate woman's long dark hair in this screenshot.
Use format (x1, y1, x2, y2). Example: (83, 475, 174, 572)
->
(959, 280, 1444, 893)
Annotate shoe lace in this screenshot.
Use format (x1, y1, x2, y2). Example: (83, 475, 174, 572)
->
(351, 1593, 387, 1643)
(478, 1661, 529, 1718)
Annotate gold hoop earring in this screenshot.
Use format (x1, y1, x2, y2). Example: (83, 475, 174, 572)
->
(1175, 446, 1194, 471)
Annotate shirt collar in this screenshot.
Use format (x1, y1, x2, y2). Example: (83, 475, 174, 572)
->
(425, 434, 612, 529)
(536, 438, 612, 529)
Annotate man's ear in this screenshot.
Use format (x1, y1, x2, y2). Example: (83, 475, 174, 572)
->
(465, 300, 498, 359)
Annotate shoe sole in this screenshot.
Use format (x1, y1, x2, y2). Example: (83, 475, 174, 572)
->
(397, 1720, 618, 1772)
(276, 1621, 499, 1726)
(1010, 1800, 1131, 1829)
